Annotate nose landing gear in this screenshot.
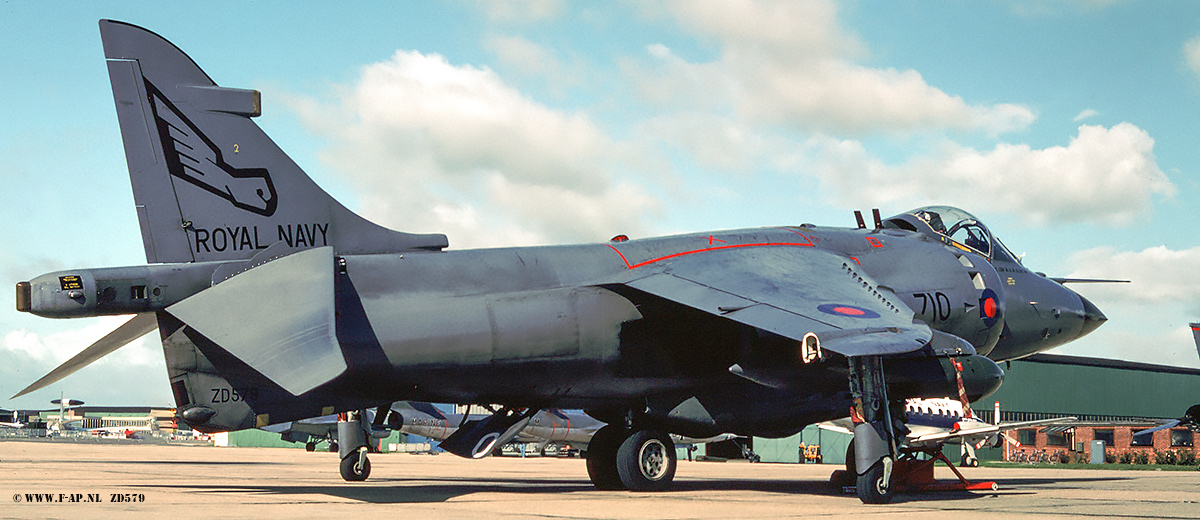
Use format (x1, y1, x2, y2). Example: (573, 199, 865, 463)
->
(848, 355, 905, 504)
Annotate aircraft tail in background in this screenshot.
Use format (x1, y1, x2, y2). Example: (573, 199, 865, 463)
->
(1192, 323, 1199, 361)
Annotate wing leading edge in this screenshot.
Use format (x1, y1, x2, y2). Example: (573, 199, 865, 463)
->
(622, 245, 932, 357)
(909, 417, 1077, 444)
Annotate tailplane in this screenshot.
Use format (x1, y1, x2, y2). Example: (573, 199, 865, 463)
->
(100, 20, 447, 264)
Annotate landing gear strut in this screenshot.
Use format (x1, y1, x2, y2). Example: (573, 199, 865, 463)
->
(337, 411, 371, 481)
(586, 425, 677, 491)
(848, 355, 905, 504)
(336, 408, 391, 482)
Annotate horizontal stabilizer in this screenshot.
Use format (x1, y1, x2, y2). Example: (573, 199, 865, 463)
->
(12, 313, 157, 399)
(166, 247, 346, 396)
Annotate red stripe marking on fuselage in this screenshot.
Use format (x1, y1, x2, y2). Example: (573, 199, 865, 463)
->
(608, 241, 816, 269)
(780, 227, 817, 246)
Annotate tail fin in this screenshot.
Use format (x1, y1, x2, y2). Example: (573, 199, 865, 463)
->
(99, 20, 447, 264)
(1192, 323, 1199, 362)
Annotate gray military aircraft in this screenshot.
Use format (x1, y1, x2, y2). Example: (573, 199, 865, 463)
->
(13, 21, 1106, 503)
(1194, 322, 1199, 358)
(1135, 324, 1200, 437)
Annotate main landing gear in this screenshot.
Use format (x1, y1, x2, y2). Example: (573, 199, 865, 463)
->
(586, 425, 677, 491)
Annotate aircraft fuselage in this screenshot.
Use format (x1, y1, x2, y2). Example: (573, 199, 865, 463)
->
(23, 220, 1085, 436)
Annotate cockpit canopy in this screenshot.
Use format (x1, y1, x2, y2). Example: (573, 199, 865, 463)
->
(885, 206, 1020, 264)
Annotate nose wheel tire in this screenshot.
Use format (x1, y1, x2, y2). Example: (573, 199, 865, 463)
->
(616, 430, 676, 491)
(340, 452, 371, 481)
(856, 462, 895, 504)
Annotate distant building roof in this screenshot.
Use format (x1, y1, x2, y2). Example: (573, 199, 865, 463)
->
(1021, 353, 1200, 377)
(27, 406, 174, 416)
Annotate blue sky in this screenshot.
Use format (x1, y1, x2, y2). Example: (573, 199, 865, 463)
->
(2, 1, 1198, 410)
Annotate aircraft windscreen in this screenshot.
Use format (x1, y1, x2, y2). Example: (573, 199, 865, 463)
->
(906, 206, 1003, 260)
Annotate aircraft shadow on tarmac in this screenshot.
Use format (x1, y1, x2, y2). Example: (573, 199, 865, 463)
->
(131, 474, 1133, 505)
(45, 459, 281, 466)
(987, 476, 1132, 487)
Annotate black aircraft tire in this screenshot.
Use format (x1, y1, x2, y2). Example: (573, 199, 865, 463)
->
(340, 453, 371, 482)
(329, 441, 339, 453)
(586, 425, 626, 490)
(856, 462, 894, 504)
(305, 442, 316, 452)
(616, 430, 676, 492)
(845, 442, 856, 474)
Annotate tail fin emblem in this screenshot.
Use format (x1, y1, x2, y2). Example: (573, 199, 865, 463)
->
(146, 81, 278, 217)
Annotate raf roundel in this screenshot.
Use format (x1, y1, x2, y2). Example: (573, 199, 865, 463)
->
(979, 288, 1001, 328)
(817, 303, 881, 319)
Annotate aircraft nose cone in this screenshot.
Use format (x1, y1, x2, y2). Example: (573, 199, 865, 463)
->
(1078, 295, 1107, 338)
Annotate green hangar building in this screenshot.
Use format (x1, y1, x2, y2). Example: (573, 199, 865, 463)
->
(752, 353, 1200, 465)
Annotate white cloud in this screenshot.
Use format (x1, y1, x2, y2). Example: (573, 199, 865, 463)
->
(806, 123, 1175, 226)
(1, 316, 158, 367)
(285, 50, 660, 248)
(734, 59, 1036, 135)
(631, 0, 1035, 136)
(1057, 324, 1199, 369)
(483, 34, 582, 94)
(666, 0, 865, 61)
(637, 113, 777, 173)
(1055, 244, 1200, 368)
(477, 0, 565, 23)
(1073, 108, 1099, 122)
(1065, 245, 1200, 311)
(485, 35, 559, 78)
(1, 316, 168, 408)
(1184, 36, 1200, 78)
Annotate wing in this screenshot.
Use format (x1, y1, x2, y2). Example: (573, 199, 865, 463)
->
(818, 419, 854, 435)
(910, 416, 1076, 444)
(622, 245, 933, 357)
